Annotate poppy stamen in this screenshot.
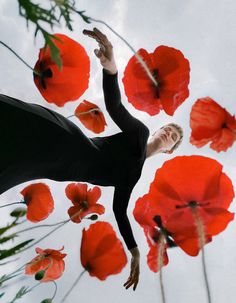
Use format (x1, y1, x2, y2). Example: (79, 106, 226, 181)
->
(81, 200, 89, 210)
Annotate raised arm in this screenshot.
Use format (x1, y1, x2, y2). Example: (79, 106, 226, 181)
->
(83, 27, 146, 133)
(113, 185, 140, 291)
(102, 68, 146, 133)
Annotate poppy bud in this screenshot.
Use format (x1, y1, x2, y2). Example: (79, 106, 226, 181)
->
(89, 214, 98, 221)
(10, 207, 27, 218)
(40, 299, 53, 303)
(35, 269, 46, 280)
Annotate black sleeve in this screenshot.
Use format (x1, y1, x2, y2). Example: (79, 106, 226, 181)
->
(112, 185, 138, 250)
(102, 68, 147, 134)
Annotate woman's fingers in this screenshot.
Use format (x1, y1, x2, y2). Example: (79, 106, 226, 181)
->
(83, 29, 101, 43)
(83, 28, 111, 48)
(123, 275, 139, 291)
(93, 28, 109, 44)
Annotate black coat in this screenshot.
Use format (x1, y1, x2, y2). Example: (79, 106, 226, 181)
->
(0, 69, 150, 250)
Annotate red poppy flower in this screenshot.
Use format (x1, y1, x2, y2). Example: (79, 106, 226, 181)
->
(75, 100, 107, 133)
(34, 34, 90, 106)
(25, 246, 67, 282)
(133, 196, 171, 272)
(147, 155, 235, 255)
(165, 207, 233, 256)
(66, 183, 105, 223)
(190, 97, 236, 152)
(122, 46, 190, 116)
(143, 225, 169, 272)
(80, 221, 127, 280)
(21, 183, 54, 223)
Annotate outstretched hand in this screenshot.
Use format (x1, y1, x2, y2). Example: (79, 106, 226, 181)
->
(123, 254, 140, 291)
(83, 27, 117, 74)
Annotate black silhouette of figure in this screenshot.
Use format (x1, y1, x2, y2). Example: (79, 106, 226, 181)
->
(0, 28, 183, 291)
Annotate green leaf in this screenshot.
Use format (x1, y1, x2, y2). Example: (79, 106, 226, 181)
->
(8, 285, 31, 303)
(0, 292, 5, 298)
(0, 222, 19, 237)
(41, 299, 52, 303)
(0, 234, 18, 245)
(44, 33, 62, 69)
(0, 239, 34, 260)
(0, 272, 22, 287)
(10, 208, 27, 218)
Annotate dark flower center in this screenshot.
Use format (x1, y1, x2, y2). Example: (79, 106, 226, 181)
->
(152, 215, 177, 247)
(33, 61, 53, 89)
(222, 122, 227, 129)
(151, 69, 160, 98)
(175, 201, 210, 209)
(80, 200, 89, 210)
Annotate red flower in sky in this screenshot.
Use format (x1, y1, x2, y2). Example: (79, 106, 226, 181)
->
(21, 183, 54, 223)
(66, 183, 105, 223)
(122, 46, 190, 116)
(34, 34, 90, 106)
(190, 97, 236, 152)
(25, 246, 67, 282)
(75, 100, 107, 133)
(134, 195, 171, 272)
(80, 221, 127, 280)
(147, 155, 235, 256)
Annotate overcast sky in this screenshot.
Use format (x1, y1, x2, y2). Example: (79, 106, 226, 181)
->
(0, 0, 236, 302)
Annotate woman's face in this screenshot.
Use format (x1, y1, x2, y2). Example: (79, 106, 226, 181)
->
(149, 125, 181, 153)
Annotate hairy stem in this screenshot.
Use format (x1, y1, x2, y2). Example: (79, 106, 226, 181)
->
(191, 207, 212, 303)
(158, 234, 166, 303)
(59, 269, 86, 303)
(0, 201, 25, 209)
(0, 41, 41, 76)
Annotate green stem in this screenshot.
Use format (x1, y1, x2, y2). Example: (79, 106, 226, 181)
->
(89, 18, 158, 87)
(51, 280, 58, 300)
(0, 41, 41, 76)
(59, 269, 86, 303)
(0, 275, 29, 291)
(28, 281, 41, 292)
(0, 257, 20, 266)
(66, 114, 75, 119)
(0, 202, 25, 209)
(14, 217, 72, 236)
(11, 208, 84, 256)
(77, 108, 102, 116)
(191, 207, 212, 303)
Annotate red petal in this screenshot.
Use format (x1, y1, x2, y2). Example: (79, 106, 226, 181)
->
(33, 34, 90, 106)
(75, 100, 107, 133)
(79, 204, 105, 219)
(190, 97, 226, 139)
(122, 48, 162, 116)
(210, 128, 236, 152)
(152, 45, 190, 115)
(65, 183, 88, 205)
(203, 207, 234, 235)
(80, 222, 127, 280)
(21, 183, 54, 223)
(67, 206, 82, 223)
(149, 156, 224, 215)
(87, 186, 102, 205)
(133, 194, 162, 227)
(122, 46, 190, 116)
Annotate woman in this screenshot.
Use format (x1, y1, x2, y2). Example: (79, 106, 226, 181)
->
(0, 28, 183, 291)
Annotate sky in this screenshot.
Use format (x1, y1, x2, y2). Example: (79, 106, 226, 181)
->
(0, 0, 236, 302)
